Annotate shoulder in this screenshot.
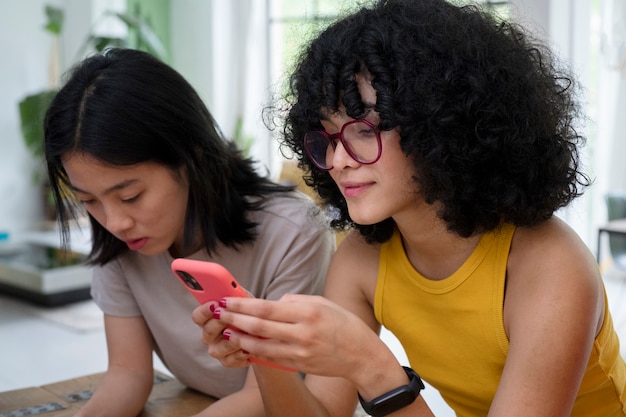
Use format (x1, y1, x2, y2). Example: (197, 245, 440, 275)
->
(508, 217, 599, 280)
(239, 191, 335, 290)
(334, 229, 382, 262)
(505, 217, 604, 333)
(324, 231, 382, 328)
(254, 191, 330, 233)
(249, 192, 335, 258)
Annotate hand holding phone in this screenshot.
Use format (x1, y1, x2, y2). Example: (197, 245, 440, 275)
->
(171, 258, 295, 372)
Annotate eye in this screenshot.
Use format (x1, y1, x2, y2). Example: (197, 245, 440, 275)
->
(357, 125, 377, 137)
(122, 194, 140, 203)
(74, 193, 95, 205)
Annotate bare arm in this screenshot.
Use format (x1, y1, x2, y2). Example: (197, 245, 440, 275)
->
(489, 219, 604, 416)
(194, 232, 436, 417)
(73, 315, 154, 417)
(190, 368, 265, 417)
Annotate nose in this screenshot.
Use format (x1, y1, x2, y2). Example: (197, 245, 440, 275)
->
(103, 204, 134, 235)
(330, 138, 360, 170)
(325, 113, 362, 171)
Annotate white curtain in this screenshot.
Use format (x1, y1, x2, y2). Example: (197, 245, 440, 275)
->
(600, 0, 626, 194)
(171, 1, 275, 176)
(210, 1, 276, 175)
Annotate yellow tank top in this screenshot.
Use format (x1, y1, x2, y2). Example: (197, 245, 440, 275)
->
(374, 223, 626, 416)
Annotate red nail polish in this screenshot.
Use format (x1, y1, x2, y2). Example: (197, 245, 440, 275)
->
(242, 350, 249, 355)
(219, 298, 227, 308)
(222, 329, 231, 341)
(213, 308, 221, 319)
(209, 303, 216, 312)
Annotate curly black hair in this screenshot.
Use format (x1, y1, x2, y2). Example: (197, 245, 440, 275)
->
(275, 0, 590, 243)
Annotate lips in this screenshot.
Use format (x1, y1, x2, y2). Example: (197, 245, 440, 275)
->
(125, 237, 148, 251)
(341, 181, 374, 198)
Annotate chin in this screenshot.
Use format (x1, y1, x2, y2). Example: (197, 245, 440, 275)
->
(347, 210, 382, 226)
(137, 244, 166, 256)
(137, 248, 158, 256)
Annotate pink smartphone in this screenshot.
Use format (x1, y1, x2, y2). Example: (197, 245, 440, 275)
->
(171, 258, 295, 372)
(171, 258, 249, 303)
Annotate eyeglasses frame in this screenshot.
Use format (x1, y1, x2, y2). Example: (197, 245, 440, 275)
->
(303, 119, 383, 171)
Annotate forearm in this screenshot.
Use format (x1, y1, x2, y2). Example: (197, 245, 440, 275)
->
(254, 366, 342, 417)
(73, 367, 153, 417)
(191, 385, 265, 417)
(256, 364, 434, 417)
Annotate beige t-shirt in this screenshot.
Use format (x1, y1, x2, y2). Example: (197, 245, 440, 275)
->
(91, 192, 335, 398)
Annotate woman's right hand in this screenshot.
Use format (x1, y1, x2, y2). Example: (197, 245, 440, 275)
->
(200, 294, 398, 384)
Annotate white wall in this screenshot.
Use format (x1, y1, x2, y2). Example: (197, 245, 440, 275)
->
(0, 1, 64, 237)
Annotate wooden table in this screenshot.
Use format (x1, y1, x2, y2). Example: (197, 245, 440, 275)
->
(0, 371, 215, 417)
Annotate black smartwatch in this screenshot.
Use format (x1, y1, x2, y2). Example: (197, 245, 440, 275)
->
(358, 366, 424, 417)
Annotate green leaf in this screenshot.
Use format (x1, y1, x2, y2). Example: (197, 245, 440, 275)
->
(18, 90, 57, 159)
(44, 5, 64, 35)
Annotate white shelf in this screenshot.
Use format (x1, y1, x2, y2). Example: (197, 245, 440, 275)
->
(18, 227, 92, 255)
(0, 227, 93, 305)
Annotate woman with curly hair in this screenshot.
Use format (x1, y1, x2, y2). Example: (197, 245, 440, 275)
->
(193, 0, 626, 415)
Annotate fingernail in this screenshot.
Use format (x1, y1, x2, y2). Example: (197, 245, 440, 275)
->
(212, 308, 221, 319)
(219, 298, 228, 308)
(222, 329, 231, 341)
(209, 303, 216, 312)
(242, 350, 249, 355)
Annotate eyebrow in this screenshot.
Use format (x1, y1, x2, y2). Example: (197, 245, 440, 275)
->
(70, 179, 139, 196)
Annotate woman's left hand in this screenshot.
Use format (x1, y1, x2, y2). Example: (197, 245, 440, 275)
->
(192, 301, 253, 368)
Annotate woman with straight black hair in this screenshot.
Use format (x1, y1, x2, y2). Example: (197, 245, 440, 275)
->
(44, 47, 334, 417)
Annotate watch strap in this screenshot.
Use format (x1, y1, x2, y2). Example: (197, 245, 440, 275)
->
(358, 366, 424, 417)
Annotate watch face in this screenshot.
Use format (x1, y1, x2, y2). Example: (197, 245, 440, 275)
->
(359, 367, 423, 417)
(370, 390, 417, 415)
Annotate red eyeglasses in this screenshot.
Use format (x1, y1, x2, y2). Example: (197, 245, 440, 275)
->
(303, 119, 382, 171)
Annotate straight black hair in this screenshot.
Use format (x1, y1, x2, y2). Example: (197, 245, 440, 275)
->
(45, 48, 294, 265)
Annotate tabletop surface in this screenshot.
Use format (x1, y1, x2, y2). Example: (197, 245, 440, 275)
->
(0, 371, 215, 417)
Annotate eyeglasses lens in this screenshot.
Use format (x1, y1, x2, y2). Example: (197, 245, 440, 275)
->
(304, 132, 334, 170)
(342, 121, 380, 163)
(304, 120, 380, 170)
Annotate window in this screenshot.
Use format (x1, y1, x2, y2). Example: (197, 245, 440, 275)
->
(268, 0, 360, 96)
(268, 0, 510, 95)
